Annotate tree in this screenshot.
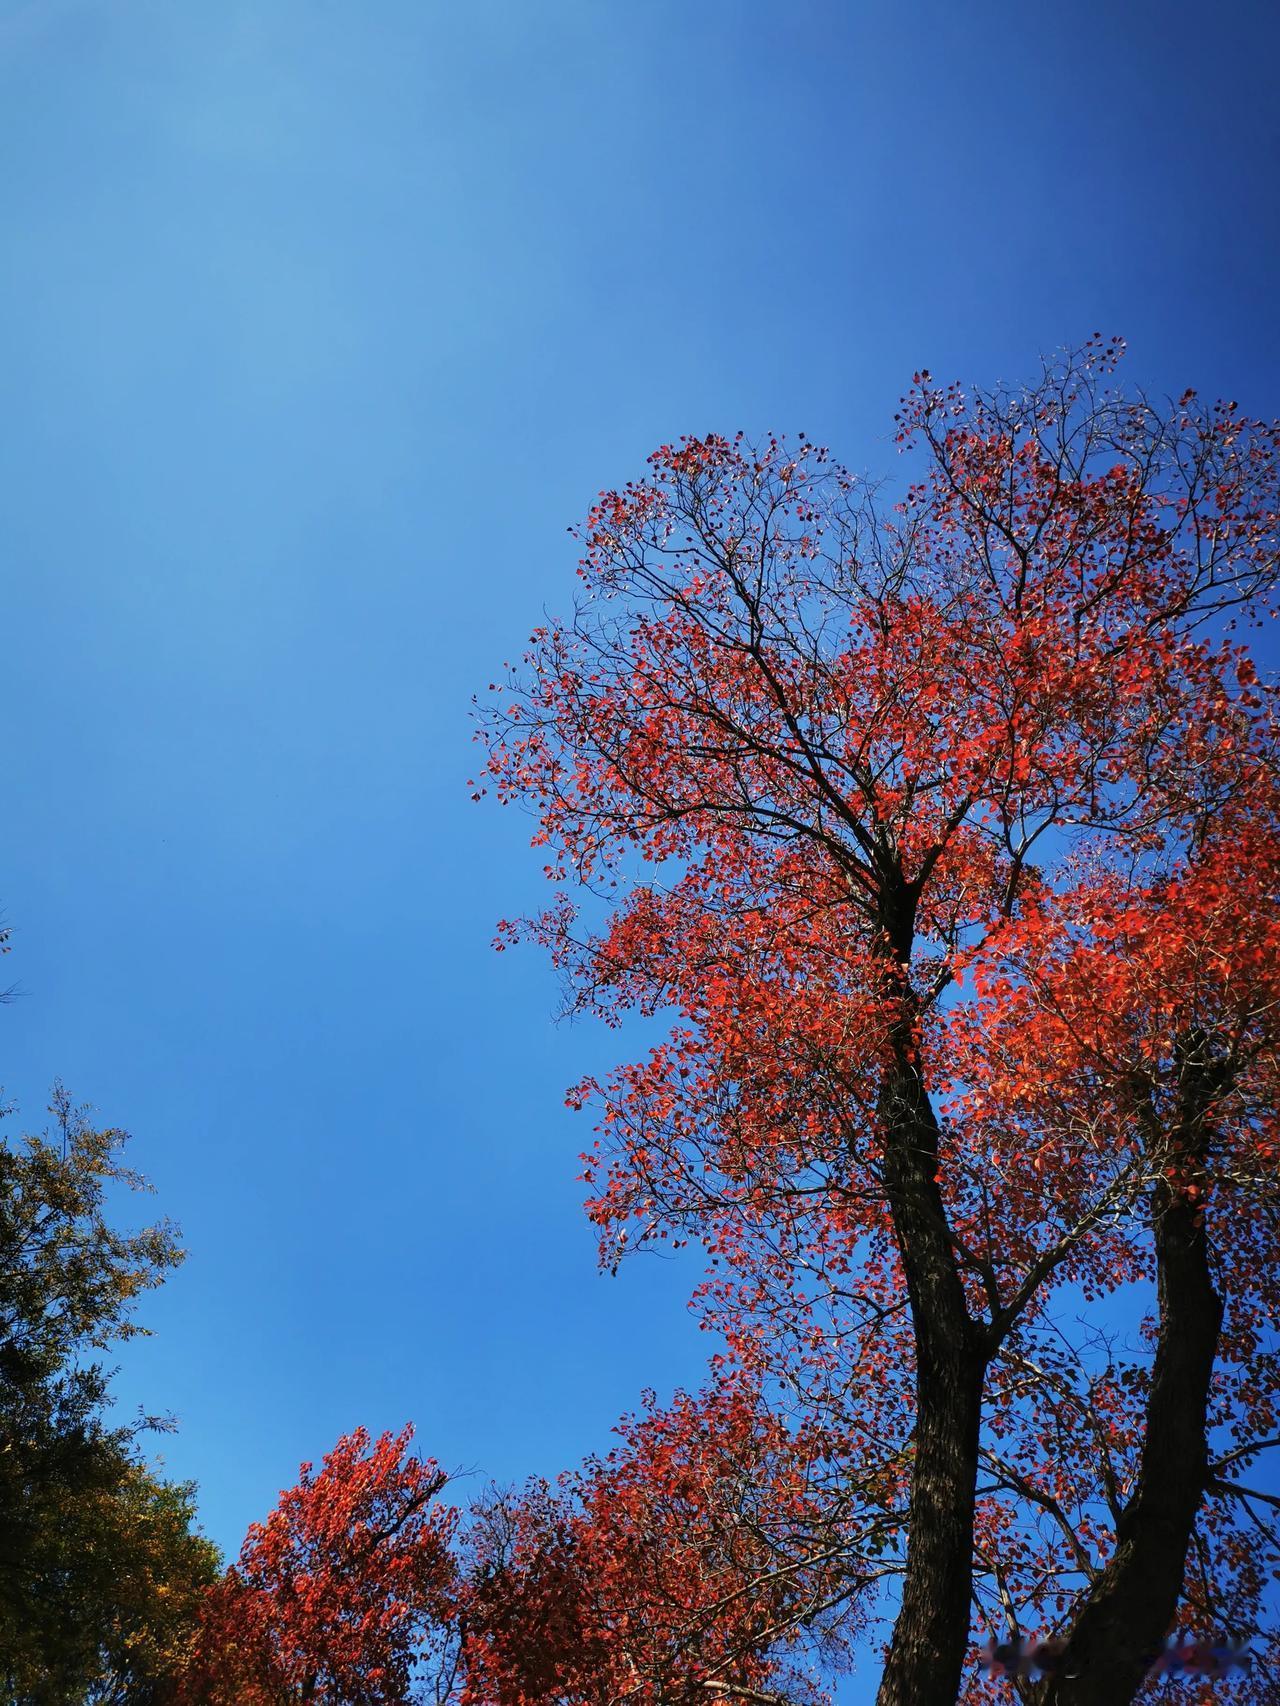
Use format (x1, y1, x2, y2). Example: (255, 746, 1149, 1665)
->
(179, 1425, 457, 1704)
(0, 1088, 219, 1702)
(462, 1379, 865, 1706)
(475, 339, 1280, 1704)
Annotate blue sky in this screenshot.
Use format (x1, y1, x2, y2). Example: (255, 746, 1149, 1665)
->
(2, 0, 1278, 1695)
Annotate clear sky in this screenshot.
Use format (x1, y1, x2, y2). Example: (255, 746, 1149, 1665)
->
(2, 2, 1278, 1697)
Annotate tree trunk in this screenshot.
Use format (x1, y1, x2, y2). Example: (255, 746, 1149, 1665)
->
(873, 902, 988, 1706)
(874, 1289, 985, 1706)
(1040, 1055, 1225, 1706)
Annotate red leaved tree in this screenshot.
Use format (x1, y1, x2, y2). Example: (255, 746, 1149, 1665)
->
(475, 339, 1280, 1706)
(461, 1378, 868, 1706)
(178, 1425, 456, 1704)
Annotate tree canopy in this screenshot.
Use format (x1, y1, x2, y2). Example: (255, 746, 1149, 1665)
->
(472, 339, 1280, 1704)
(0, 1089, 218, 1702)
(180, 1425, 456, 1705)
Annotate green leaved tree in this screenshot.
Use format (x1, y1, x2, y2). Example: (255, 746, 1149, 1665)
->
(0, 1085, 219, 1703)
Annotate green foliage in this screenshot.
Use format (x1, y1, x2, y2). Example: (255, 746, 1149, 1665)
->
(0, 1087, 219, 1703)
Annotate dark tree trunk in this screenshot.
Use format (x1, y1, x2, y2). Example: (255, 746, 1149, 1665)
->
(1039, 1052, 1226, 1706)
(873, 885, 988, 1706)
(874, 1269, 985, 1706)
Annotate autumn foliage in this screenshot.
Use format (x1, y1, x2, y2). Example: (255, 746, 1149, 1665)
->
(471, 340, 1280, 1705)
(179, 1426, 455, 1704)
(462, 1380, 864, 1706)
